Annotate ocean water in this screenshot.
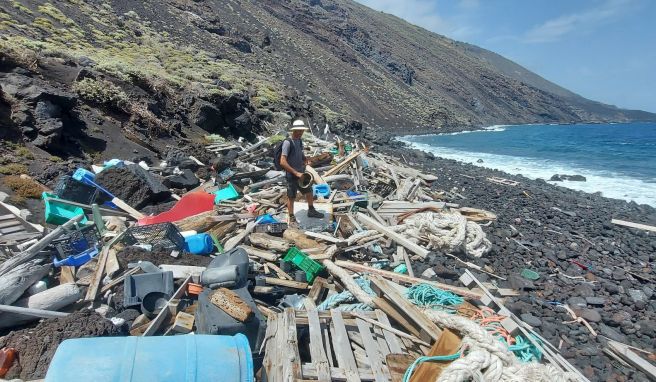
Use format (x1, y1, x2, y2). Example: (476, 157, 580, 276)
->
(399, 122, 656, 207)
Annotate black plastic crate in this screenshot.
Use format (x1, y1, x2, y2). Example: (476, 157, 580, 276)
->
(53, 224, 101, 257)
(122, 222, 185, 251)
(253, 222, 288, 235)
(53, 175, 99, 205)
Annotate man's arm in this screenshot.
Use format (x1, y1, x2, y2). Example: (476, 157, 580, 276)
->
(280, 155, 302, 178)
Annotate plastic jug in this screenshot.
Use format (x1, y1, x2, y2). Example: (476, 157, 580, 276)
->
(45, 334, 253, 382)
(184, 233, 214, 255)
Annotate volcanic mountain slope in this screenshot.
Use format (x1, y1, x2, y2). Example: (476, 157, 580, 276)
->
(0, 0, 654, 159)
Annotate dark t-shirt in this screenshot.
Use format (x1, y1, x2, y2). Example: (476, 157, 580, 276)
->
(282, 138, 305, 174)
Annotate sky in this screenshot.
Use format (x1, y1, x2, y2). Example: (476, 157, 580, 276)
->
(354, 0, 656, 113)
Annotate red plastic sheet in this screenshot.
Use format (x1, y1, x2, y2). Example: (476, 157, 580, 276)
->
(138, 192, 215, 225)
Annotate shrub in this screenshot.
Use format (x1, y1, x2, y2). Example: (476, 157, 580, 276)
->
(3, 176, 43, 199)
(14, 146, 34, 159)
(0, 163, 28, 175)
(73, 77, 129, 109)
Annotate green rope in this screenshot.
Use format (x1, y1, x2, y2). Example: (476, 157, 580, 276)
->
(402, 352, 461, 382)
(393, 264, 407, 274)
(507, 335, 542, 363)
(406, 284, 464, 312)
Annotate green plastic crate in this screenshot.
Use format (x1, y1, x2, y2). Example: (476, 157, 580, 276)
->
(283, 247, 324, 283)
(43, 192, 88, 226)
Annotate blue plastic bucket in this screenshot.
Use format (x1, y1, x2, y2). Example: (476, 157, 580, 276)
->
(312, 183, 331, 198)
(45, 334, 253, 382)
(72, 168, 96, 183)
(184, 233, 214, 255)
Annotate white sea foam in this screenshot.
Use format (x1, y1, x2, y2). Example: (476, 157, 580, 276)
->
(400, 138, 656, 207)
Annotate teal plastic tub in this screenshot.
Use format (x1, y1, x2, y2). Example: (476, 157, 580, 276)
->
(214, 183, 239, 204)
(43, 192, 88, 226)
(45, 334, 253, 382)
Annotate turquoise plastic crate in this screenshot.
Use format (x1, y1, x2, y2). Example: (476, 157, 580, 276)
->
(283, 247, 324, 283)
(43, 192, 88, 226)
(214, 183, 239, 204)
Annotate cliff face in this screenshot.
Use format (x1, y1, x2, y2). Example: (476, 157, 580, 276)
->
(0, 0, 653, 157)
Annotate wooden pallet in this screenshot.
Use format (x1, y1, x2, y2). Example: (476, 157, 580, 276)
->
(458, 270, 590, 382)
(262, 308, 425, 382)
(0, 202, 43, 250)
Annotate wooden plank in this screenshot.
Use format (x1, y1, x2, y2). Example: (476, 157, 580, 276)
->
(266, 262, 293, 280)
(372, 324, 390, 358)
(143, 276, 191, 336)
(611, 219, 656, 233)
(0, 220, 22, 229)
(607, 340, 656, 379)
(84, 232, 125, 302)
(265, 277, 309, 290)
(386, 354, 415, 382)
(375, 310, 404, 353)
(356, 318, 388, 382)
(100, 267, 140, 294)
(262, 314, 280, 380)
(399, 247, 414, 278)
(369, 276, 442, 342)
(0, 225, 24, 234)
(352, 311, 428, 347)
(302, 365, 382, 381)
(240, 245, 278, 262)
(282, 308, 303, 380)
(336, 260, 482, 299)
(324, 324, 335, 368)
(308, 309, 331, 381)
(409, 328, 461, 382)
(371, 297, 422, 340)
(356, 213, 429, 258)
(304, 230, 345, 244)
(331, 310, 362, 382)
(59, 265, 75, 285)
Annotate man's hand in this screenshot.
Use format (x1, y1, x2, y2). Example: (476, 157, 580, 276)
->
(293, 170, 303, 178)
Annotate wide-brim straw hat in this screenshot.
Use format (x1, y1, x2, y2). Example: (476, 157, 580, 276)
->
(290, 119, 309, 131)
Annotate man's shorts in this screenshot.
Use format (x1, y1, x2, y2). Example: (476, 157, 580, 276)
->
(286, 173, 312, 198)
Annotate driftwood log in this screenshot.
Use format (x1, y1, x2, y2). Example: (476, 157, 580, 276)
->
(0, 283, 81, 328)
(174, 210, 220, 232)
(248, 233, 290, 252)
(283, 228, 327, 251)
(0, 259, 51, 305)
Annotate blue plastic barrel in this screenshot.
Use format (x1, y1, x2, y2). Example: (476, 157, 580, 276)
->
(184, 233, 214, 255)
(45, 334, 253, 382)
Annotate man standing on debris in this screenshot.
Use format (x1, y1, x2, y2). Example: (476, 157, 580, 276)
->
(280, 120, 324, 222)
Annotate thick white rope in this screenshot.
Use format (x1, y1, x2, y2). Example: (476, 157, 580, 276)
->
(402, 212, 492, 257)
(422, 309, 579, 382)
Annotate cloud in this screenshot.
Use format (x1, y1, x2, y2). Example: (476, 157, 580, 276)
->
(355, 0, 479, 39)
(524, 0, 634, 43)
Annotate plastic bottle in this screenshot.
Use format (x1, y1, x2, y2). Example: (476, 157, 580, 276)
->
(0, 348, 17, 378)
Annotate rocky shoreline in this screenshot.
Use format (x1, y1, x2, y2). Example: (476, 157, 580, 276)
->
(375, 139, 656, 381)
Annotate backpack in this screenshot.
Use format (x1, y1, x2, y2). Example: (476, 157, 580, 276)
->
(273, 138, 293, 171)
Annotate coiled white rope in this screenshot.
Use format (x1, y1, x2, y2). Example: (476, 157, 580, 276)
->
(402, 212, 492, 257)
(422, 309, 579, 382)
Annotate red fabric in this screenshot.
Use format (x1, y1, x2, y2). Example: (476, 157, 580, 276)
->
(138, 192, 215, 225)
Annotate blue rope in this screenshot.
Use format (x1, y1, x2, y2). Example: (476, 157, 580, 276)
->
(406, 284, 464, 312)
(402, 353, 461, 382)
(317, 277, 376, 310)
